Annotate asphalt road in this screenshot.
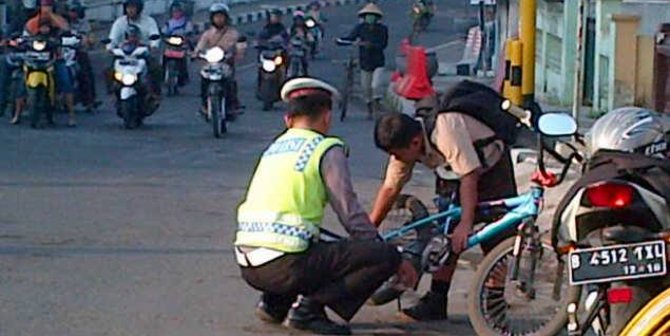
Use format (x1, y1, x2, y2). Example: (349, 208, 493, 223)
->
(0, 1, 485, 335)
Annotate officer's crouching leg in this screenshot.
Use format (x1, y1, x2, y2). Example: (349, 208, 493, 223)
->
(318, 241, 401, 321)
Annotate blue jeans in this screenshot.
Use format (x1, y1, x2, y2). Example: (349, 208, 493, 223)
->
(54, 60, 75, 94)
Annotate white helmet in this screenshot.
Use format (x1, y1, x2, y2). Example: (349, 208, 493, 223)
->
(209, 3, 230, 15)
(587, 107, 669, 157)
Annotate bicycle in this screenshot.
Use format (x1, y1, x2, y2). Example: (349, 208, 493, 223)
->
(335, 38, 358, 121)
(368, 105, 585, 336)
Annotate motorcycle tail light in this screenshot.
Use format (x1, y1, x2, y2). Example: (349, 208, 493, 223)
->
(607, 287, 633, 304)
(274, 56, 283, 65)
(585, 182, 634, 208)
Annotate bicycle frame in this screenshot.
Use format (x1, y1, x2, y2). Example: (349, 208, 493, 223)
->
(381, 186, 544, 250)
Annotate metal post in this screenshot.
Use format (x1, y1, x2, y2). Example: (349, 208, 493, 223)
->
(478, 0, 486, 73)
(510, 39, 523, 105)
(520, 0, 536, 106)
(572, 0, 588, 123)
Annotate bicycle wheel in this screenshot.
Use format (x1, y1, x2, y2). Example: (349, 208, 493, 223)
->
(368, 194, 434, 306)
(339, 62, 353, 121)
(467, 235, 581, 336)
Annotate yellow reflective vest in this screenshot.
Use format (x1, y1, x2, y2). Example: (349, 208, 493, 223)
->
(235, 128, 344, 253)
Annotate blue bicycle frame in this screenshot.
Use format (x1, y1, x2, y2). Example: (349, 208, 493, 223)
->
(381, 186, 544, 249)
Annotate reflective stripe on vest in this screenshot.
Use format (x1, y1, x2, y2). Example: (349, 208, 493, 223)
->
(235, 128, 344, 253)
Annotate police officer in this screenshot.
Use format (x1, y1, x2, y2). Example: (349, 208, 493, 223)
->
(235, 78, 414, 335)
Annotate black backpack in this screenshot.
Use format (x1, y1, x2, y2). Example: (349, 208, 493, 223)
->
(416, 80, 520, 146)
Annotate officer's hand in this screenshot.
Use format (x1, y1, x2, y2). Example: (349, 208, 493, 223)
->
(450, 221, 472, 254)
(395, 259, 418, 289)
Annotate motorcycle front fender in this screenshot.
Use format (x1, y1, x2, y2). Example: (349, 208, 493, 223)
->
(26, 71, 50, 88)
(120, 87, 137, 100)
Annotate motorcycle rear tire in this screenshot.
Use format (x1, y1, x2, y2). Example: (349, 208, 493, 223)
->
(166, 61, 179, 97)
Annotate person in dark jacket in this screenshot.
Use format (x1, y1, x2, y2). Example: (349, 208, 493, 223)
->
(258, 8, 289, 47)
(342, 3, 388, 119)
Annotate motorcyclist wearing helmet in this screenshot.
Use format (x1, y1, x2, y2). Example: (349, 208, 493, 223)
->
(163, 1, 194, 86)
(107, 0, 161, 99)
(23, 0, 78, 126)
(341, 3, 388, 119)
(288, 11, 311, 74)
(306, 1, 326, 35)
(193, 3, 244, 114)
(163, 1, 194, 37)
(258, 8, 289, 47)
(108, 0, 160, 49)
(64, 1, 99, 113)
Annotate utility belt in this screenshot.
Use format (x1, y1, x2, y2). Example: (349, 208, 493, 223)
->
(235, 246, 285, 267)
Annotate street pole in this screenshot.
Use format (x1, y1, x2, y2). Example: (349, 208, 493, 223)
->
(520, 0, 536, 107)
(478, 0, 486, 73)
(571, 0, 587, 124)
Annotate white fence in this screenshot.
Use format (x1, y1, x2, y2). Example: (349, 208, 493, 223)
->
(84, 0, 259, 22)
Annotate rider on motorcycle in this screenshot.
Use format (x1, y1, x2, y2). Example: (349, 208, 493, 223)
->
(24, 0, 77, 126)
(288, 11, 311, 74)
(65, 0, 98, 113)
(258, 9, 289, 47)
(192, 3, 244, 115)
(307, 1, 327, 27)
(163, 1, 193, 86)
(107, 0, 161, 99)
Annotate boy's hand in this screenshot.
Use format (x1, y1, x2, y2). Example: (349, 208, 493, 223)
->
(451, 221, 472, 254)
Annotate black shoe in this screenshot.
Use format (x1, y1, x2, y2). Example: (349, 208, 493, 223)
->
(401, 291, 447, 321)
(284, 297, 351, 335)
(255, 298, 291, 324)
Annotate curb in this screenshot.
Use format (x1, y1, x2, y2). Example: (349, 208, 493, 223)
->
(230, 0, 366, 25)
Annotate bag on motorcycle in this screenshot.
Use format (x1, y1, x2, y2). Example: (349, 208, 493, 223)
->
(551, 150, 670, 246)
(417, 80, 520, 147)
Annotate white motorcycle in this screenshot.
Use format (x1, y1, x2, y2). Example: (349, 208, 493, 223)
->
(198, 46, 234, 138)
(103, 35, 160, 129)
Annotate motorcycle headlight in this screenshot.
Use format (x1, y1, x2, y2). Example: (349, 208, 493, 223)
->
(262, 59, 277, 72)
(306, 19, 316, 28)
(274, 56, 283, 66)
(167, 36, 184, 46)
(115, 72, 138, 85)
(204, 47, 225, 63)
(32, 40, 46, 51)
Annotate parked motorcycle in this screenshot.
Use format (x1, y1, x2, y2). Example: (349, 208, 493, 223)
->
(198, 46, 235, 138)
(163, 34, 188, 96)
(286, 37, 308, 79)
(305, 16, 322, 59)
(256, 38, 286, 111)
(551, 108, 670, 335)
(22, 36, 58, 128)
(103, 35, 160, 129)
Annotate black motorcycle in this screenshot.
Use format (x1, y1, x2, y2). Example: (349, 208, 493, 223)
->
(286, 36, 308, 79)
(256, 38, 286, 111)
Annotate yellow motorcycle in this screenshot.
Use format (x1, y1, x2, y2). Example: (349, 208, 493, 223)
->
(22, 36, 58, 128)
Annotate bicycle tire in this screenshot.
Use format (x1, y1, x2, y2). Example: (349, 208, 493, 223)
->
(467, 236, 581, 336)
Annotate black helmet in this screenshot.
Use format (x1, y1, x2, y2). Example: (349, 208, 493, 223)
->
(123, 0, 144, 15)
(169, 1, 183, 12)
(269, 8, 283, 17)
(67, 0, 86, 19)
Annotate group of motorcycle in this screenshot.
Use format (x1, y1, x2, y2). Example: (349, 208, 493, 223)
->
(4, 31, 86, 128)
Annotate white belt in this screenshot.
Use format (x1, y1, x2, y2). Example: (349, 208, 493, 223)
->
(235, 246, 285, 267)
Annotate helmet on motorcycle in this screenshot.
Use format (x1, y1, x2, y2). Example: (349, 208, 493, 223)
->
(124, 0, 144, 15)
(358, 3, 383, 18)
(588, 107, 669, 158)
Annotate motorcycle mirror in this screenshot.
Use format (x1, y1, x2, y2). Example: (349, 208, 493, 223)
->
(537, 113, 578, 137)
(237, 36, 248, 43)
(100, 38, 112, 45)
(149, 34, 161, 41)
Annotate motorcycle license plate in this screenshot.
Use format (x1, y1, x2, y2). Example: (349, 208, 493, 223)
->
(569, 241, 667, 285)
(164, 49, 185, 58)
